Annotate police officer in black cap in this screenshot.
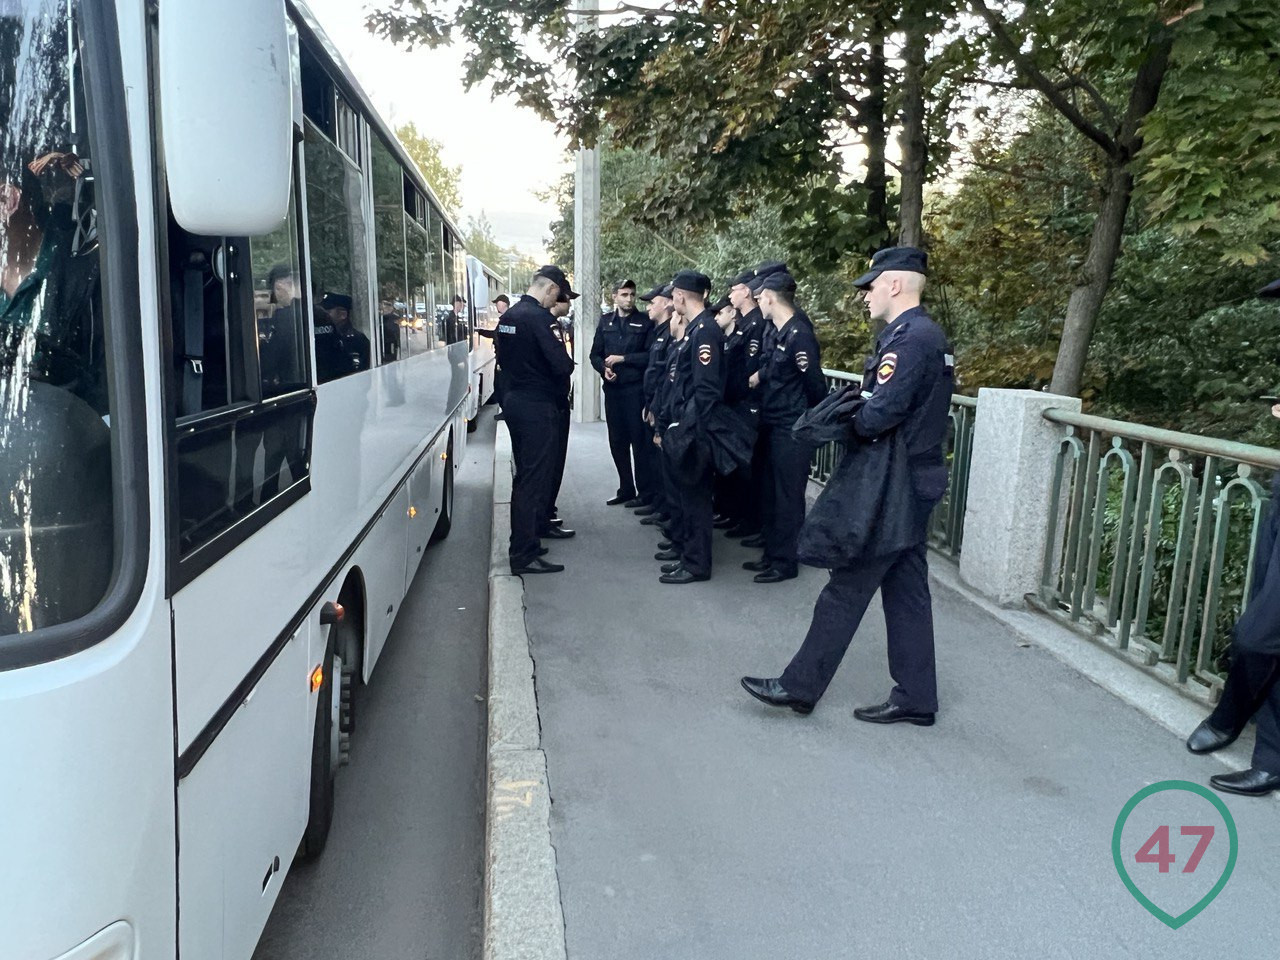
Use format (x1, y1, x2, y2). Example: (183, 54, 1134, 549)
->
(591, 279, 656, 507)
(1184, 279, 1280, 796)
(637, 282, 676, 524)
(543, 284, 580, 541)
(495, 266, 576, 575)
(741, 247, 953, 722)
(744, 269, 826, 583)
(314, 293, 370, 382)
(655, 269, 723, 584)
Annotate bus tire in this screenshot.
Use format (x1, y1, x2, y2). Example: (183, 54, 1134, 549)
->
(299, 644, 338, 861)
(467, 383, 480, 433)
(430, 440, 455, 543)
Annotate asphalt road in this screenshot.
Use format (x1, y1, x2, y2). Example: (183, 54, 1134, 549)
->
(254, 415, 493, 960)
(525, 421, 1280, 960)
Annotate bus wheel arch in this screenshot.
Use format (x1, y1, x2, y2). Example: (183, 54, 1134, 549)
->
(431, 433, 455, 543)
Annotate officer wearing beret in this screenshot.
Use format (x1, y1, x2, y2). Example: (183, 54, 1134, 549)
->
(495, 266, 576, 575)
(744, 269, 826, 583)
(591, 279, 656, 507)
(655, 270, 723, 584)
(1185, 280, 1280, 796)
(314, 292, 370, 383)
(742, 247, 953, 723)
(637, 282, 675, 525)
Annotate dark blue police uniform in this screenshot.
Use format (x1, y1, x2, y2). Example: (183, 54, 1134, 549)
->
(780, 303, 954, 711)
(640, 316, 673, 517)
(658, 303, 724, 580)
(590, 307, 655, 502)
(495, 293, 575, 568)
(756, 307, 826, 577)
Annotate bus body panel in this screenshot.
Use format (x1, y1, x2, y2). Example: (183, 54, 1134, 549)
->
(177, 623, 312, 960)
(357, 485, 411, 675)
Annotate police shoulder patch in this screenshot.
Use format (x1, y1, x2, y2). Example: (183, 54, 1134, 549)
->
(795, 350, 810, 372)
(748, 341, 759, 357)
(876, 351, 898, 385)
(697, 343, 713, 365)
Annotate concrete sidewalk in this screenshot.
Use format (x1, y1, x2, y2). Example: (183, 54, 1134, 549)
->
(518, 422, 1279, 959)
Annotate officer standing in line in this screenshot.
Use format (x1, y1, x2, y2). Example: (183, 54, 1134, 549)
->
(1185, 280, 1280, 797)
(744, 269, 826, 583)
(711, 294, 750, 528)
(741, 248, 951, 722)
(656, 270, 724, 584)
(590, 279, 655, 507)
(494, 266, 575, 575)
(653, 289, 690, 563)
(721, 268, 769, 539)
(543, 288, 579, 541)
(637, 282, 675, 525)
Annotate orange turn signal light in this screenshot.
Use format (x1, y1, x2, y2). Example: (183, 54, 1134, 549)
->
(310, 664, 324, 692)
(409, 505, 418, 519)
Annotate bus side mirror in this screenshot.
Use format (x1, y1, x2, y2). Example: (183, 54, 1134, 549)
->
(159, 0, 293, 236)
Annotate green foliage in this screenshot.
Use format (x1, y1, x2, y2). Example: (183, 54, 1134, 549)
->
(395, 121, 462, 216)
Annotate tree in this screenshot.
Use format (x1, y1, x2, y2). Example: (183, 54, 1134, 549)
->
(395, 121, 462, 216)
(463, 211, 504, 267)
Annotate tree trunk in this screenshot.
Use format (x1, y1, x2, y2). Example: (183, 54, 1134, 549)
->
(863, 21, 888, 250)
(897, 0, 927, 247)
(1049, 161, 1132, 396)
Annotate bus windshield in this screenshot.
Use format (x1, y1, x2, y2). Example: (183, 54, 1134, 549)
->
(1, 0, 115, 638)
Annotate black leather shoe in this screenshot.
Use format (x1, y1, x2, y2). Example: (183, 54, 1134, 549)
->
(853, 701, 935, 726)
(536, 546, 550, 557)
(634, 505, 658, 517)
(659, 567, 709, 584)
(742, 558, 772, 572)
(1210, 768, 1280, 797)
(640, 514, 667, 526)
(624, 497, 646, 509)
(655, 549, 681, 561)
(657, 540, 674, 551)
(549, 517, 563, 527)
(606, 494, 636, 506)
(511, 557, 565, 575)
(660, 561, 682, 574)
(754, 567, 798, 584)
(542, 526, 576, 539)
(740, 676, 814, 715)
(1186, 720, 1238, 755)
(725, 524, 756, 539)
(741, 534, 767, 549)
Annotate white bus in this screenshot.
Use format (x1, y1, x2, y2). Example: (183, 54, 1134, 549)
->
(0, 2, 495, 957)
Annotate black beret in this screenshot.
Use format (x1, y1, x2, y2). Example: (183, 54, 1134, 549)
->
(729, 268, 756, 289)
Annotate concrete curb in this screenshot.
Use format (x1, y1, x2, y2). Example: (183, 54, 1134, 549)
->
(484, 424, 569, 960)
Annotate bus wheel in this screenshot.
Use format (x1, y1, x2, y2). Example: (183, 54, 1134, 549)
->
(300, 645, 342, 861)
(430, 441, 455, 543)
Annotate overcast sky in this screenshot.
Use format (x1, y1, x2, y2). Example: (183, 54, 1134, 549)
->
(304, 0, 569, 258)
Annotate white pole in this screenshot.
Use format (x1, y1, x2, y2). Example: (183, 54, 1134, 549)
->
(572, 0, 602, 424)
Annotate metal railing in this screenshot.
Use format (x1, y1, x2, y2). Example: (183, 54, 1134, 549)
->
(808, 369, 977, 558)
(1034, 409, 1279, 695)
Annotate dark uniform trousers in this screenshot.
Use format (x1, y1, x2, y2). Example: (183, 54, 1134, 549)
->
(780, 503, 938, 711)
(1206, 477, 1280, 771)
(761, 424, 811, 572)
(544, 399, 570, 530)
(674, 458, 715, 576)
(505, 391, 559, 563)
(661, 449, 686, 547)
(603, 385, 653, 500)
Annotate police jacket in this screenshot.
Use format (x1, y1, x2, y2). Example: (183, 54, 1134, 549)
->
(642, 320, 672, 412)
(494, 294, 575, 404)
(1233, 471, 1280, 655)
(315, 321, 370, 381)
(590, 309, 652, 390)
(759, 309, 826, 427)
(737, 306, 767, 378)
(853, 306, 954, 503)
(722, 324, 752, 405)
(657, 310, 723, 432)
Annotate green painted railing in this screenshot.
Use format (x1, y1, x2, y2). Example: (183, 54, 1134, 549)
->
(809, 369, 977, 558)
(1033, 409, 1279, 694)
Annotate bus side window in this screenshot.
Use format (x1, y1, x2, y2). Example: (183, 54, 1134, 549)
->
(167, 162, 314, 568)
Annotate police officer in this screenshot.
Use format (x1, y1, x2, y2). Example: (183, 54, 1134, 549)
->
(1185, 282, 1280, 796)
(495, 266, 575, 575)
(637, 282, 675, 525)
(741, 247, 951, 722)
(744, 269, 826, 583)
(656, 270, 723, 584)
(314, 293, 370, 382)
(544, 288, 579, 541)
(591, 279, 655, 507)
